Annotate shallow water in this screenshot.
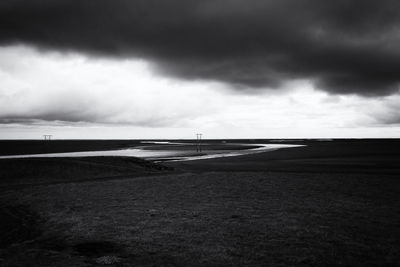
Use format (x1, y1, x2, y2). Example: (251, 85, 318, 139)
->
(0, 148, 185, 159)
(0, 142, 304, 162)
(162, 143, 304, 162)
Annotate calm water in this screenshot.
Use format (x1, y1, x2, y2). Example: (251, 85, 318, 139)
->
(0, 143, 304, 162)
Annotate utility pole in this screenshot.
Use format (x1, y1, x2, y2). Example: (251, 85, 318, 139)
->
(196, 133, 202, 152)
(43, 135, 52, 141)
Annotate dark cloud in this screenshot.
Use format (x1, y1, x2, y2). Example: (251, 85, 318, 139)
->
(0, 111, 104, 125)
(0, 113, 176, 127)
(1, 0, 400, 95)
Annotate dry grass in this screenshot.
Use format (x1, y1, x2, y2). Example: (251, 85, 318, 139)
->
(1, 171, 399, 266)
(0, 157, 172, 188)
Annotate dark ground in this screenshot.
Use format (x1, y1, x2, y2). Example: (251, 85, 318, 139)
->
(0, 140, 143, 156)
(0, 139, 399, 266)
(168, 139, 400, 175)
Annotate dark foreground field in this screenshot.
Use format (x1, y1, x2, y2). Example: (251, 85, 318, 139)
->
(0, 139, 399, 266)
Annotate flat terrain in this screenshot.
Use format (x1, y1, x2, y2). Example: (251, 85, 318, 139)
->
(0, 139, 399, 266)
(168, 139, 400, 175)
(0, 140, 143, 156)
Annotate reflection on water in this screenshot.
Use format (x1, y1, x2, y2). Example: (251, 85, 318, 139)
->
(0, 149, 184, 159)
(0, 142, 304, 162)
(162, 144, 304, 162)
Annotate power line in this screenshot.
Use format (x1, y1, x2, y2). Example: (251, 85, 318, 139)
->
(196, 133, 202, 152)
(43, 134, 52, 140)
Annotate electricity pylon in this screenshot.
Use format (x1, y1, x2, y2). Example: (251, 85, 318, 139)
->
(196, 133, 202, 152)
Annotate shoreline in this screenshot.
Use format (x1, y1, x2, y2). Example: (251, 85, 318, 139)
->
(0, 142, 304, 162)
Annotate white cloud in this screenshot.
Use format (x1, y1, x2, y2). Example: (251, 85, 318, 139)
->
(0, 45, 399, 139)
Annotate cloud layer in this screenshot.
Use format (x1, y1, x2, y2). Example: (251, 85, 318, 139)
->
(0, 46, 222, 127)
(1, 46, 399, 136)
(1, 0, 400, 95)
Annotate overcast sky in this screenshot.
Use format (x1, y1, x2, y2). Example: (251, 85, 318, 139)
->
(1, 0, 400, 139)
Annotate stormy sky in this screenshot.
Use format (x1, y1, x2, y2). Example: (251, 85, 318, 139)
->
(0, 0, 400, 138)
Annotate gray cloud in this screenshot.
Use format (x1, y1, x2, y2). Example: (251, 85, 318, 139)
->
(0, 108, 180, 127)
(369, 99, 400, 125)
(1, 0, 400, 95)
